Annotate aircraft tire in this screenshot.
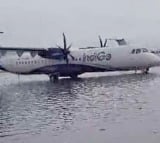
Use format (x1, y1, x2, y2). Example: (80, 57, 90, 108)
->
(142, 68, 150, 74)
(70, 74, 78, 79)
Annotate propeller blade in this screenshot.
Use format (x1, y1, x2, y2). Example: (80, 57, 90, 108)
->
(63, 33, 67, 50)
(0, 32, 3, 34)
(66, 58, 69, 64)
(99, 36, 103, 47)
(56, 45, 62, 49)
(69, 53, 75, 60)
(57, 45, 63, 51)
(64, 55, 69, 64)
(67, 44, 72, 50)
(57, 33, 73, 64)
(56, 45, 65, 54)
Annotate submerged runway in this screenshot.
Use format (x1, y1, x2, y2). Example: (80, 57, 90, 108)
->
(1, 68, 160, 143)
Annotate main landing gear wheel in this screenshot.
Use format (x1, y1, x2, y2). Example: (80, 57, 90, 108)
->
(70, 74, 78, 79)
(134, 69, 137, 74)
(49, 73, 59, 82)
(142, 68, 150, 74)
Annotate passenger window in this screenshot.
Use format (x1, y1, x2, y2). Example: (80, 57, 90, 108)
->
(136, 49, 141, 54)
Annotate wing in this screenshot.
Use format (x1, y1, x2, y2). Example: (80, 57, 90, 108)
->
(0, 46, 64, 59)
(0, 46, 46, 52)
(0, 46, 47, 57)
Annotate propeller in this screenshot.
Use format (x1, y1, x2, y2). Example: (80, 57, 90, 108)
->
(57, 33, 75, 64)
(98, 36, 107, 47)
(0, 32, 4, 34)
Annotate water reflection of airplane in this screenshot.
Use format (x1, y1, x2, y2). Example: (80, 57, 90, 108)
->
(0, 32, 160, 82)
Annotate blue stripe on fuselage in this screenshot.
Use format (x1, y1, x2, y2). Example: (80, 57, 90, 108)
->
(28, 64, 110, 76)
(28, 64, 137, 76)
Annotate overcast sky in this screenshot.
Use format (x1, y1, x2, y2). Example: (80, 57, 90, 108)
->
(0, 0, 160, 48)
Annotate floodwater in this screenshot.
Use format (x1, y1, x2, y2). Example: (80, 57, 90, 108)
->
(0, 68, 160, 143)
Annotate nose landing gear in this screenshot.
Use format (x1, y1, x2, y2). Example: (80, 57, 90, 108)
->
(142, 67, 150, 74)
(134, 67, 150, 74)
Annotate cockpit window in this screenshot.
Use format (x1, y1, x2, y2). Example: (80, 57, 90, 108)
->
(136, 49, 141, 54)
(131, 49, 135, 54)
(131, 48, 149, 54)
(142, 48, 148, 53)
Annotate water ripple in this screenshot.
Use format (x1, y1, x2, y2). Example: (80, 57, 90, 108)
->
(0, 71, 160, 142)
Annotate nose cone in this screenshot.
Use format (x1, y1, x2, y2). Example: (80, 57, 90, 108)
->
(0, 59, 5, 71)
(149, 53, 160, 67)
(0, 63, 5, 70)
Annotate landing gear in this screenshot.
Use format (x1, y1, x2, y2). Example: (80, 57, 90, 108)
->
(134, 69, 137, 74)
(144, 68, 150, 74)
(142, 68, 150, 74)
(49, 73, 59, 82)
(134, 67, 138, 74)
(70, 74, 78, 79)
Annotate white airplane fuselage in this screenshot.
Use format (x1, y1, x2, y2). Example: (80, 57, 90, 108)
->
(0, 45, 160, 77)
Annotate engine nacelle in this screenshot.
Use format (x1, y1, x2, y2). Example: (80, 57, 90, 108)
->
(38, 48, 64, 59)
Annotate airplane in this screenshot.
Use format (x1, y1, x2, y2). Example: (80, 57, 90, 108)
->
(0, 33, 160, 82)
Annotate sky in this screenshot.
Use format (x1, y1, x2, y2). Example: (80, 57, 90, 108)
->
(0, 0, 160, 48)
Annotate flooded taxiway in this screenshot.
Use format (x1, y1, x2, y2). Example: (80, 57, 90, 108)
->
(1, 68, 160, 143)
